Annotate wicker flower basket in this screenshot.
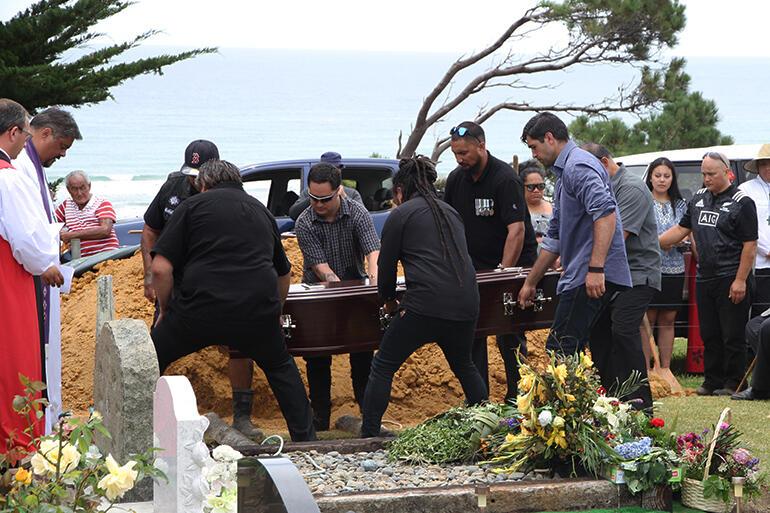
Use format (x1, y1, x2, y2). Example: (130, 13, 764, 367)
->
(680, 407, 736, 513)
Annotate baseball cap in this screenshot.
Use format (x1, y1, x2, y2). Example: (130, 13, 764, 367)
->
(181, 140, 219, 176)
(320, 151, 344, 169)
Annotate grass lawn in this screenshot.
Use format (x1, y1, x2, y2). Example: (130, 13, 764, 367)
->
(654, 338, 770, 469)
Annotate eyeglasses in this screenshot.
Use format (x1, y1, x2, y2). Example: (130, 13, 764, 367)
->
(308, 190, 338, 203)
(450, 126, 480, 143)
(525, 183, 546, 192)
(703, 152, 730, 169)
(15, 126, 32, 140)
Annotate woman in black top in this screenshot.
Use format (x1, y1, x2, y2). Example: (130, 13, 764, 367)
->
(360, 156, 488, 437)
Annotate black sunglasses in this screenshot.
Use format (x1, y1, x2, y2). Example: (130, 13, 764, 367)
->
(450, 126, 480, 143)
(308, 190, 338, 203)
(525, 183, 545, 192)
(702, 152, 730, 169)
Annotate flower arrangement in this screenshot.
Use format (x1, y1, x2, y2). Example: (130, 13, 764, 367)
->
(677, 422, 765, 505)
(483, 351, 620, 476)
(0, 375, 165, 511)
(202, 445, 243, 513)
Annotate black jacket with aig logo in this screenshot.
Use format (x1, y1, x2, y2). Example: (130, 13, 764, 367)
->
(679, 183, 758, 279)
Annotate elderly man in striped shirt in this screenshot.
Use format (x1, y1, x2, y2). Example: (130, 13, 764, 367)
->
(55, 170, 119, 257)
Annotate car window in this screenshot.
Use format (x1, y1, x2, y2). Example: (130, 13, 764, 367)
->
(242, 167, 302, 217)
(341, 166, 394, 212)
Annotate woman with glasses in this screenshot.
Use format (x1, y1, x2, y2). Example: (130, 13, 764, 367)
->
(519, 160, 552, 244)
(643, 157, 687, 373)
(360, 156, 487, 437)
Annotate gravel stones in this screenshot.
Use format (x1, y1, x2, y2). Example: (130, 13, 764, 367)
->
(286, 449, 537, 497)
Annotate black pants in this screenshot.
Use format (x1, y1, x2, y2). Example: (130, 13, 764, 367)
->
(472, 333, 527, 403)
(744, 315, 770, 394)
(303, 351, 373, 422)
(590, 285, 654, 410)
(695, 276, 751, 391)
(361, 310, 488, 437)
(751, 269, 770, 318)
(151, 310, 316, 442)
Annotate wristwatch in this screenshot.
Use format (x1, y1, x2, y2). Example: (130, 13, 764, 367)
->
(587, 266, 604, 273)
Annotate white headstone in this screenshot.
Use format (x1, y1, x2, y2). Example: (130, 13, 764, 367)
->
(154, 376, 213, 513)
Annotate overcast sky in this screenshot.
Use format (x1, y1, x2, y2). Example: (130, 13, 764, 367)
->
(1, 0, 768, 56)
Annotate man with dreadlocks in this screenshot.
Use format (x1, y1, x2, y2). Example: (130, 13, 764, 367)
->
(361, 156, 488, 437)
(444, 121, 538, 404)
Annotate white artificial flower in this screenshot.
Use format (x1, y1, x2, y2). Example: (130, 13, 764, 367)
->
(538, 409, 553, 427)
(212, 445, 243, 462)
(31, 439, 82, 476)
(97, 454, 138, 501)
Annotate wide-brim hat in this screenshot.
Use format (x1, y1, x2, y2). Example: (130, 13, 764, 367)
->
(743, 143, 770, 173)
(181, 139, 219, 176)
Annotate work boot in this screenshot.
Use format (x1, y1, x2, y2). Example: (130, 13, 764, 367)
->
(232, 389, 264, 440)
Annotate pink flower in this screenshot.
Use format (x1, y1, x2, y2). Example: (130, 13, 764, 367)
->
(733, 448, 751, 466)
(720, 422, 730, 431)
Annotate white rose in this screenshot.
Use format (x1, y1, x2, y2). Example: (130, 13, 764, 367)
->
(212, 445, 243, 462)
(538, 409, 553, 427)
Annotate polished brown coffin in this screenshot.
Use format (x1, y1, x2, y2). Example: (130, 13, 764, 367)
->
(282, 268, 560, 357)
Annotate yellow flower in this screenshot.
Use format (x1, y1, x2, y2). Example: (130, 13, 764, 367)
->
(553, 364, 568, 382)
(97, 454, 138, 501)
(14, 467, 32, 485)
(565, 394, 576, 402)
(580, 352, 593, 368)
(505, 433, 516, 443)
(519, 373, 535, 393)
(546, 428, 568, 449)
(552, 416, 565, 428)
(31, 439, 81, 476)
(517, 392, 532, 413)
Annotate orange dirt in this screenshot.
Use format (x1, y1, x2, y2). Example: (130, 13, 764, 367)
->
(61, 238, 556, 434)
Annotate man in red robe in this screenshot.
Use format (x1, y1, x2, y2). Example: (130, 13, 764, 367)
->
(0, 99, 62, 458)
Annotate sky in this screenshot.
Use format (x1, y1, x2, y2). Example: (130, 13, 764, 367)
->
(1, 0, 769, 56)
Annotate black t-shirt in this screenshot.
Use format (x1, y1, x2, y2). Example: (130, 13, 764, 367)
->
(143, 172, 198, 231)
(679, 183, 757, 279)
(444, 152, 538, 270)
(378, 194, 479, 321)
(151, 182, 291, 322)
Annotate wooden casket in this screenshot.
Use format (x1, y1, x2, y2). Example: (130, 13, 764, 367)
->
(282, 268, 560, 357)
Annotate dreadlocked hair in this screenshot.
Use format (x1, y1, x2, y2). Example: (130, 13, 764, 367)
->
(394, 155, 467, 286)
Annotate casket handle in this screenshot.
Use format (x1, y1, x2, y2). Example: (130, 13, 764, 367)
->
(281, 314, 296, 338)
(503, 289, 552, 315)
(379, 307, 392, 332)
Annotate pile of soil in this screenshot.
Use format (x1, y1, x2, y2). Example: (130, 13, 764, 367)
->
(60, 239, 555, 433)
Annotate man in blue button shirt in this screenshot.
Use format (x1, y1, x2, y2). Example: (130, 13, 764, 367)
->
(517, 112, 632, 357)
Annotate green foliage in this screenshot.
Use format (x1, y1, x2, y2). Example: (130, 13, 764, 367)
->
(47, 177, 64, 202)
(387, 403, 517, 464)
(569, 59, 734, 156)
(0, 0, 216, 112)
(369, 152, 386, 159)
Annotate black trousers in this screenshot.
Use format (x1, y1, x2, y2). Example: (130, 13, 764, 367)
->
(361, 310, 488, 437)
(590, 285, 654, 410)
(303, 351, 373, 422)
(751, 269, 770, 318)
(151, 310, 316, 442)
(695, 276, 751, 391)
(472, 333, 527, 403)
(744, 315, 770, 394)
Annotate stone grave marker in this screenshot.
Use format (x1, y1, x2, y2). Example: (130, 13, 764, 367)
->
(94, 318, 159, 502)
(154, 376, 213, 513)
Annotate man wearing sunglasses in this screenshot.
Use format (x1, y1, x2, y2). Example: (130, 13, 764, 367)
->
(660, 152, 757, 397)
(288, 151, 364, 220)
(295, 162, 380, 431)
(444, 121, 538, 404)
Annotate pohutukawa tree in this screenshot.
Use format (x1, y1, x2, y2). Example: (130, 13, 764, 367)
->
(396, 0, 687, 160)
(0, 0, 216, 113)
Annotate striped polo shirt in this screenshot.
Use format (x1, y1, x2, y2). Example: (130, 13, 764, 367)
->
(55, 195, 120, 257)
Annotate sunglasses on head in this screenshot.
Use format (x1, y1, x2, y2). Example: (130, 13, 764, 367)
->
(450, 125, 480, 143)
(308, 190, 338, 203)
(703, 152, 730, 169)
(525, 183, 545, 192)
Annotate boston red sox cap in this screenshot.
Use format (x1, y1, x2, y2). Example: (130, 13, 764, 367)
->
(181, 139, 219, 176)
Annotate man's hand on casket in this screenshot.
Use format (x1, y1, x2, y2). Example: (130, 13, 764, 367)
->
(518, 283, 535, 310)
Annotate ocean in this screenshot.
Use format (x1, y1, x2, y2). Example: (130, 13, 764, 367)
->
(43, 47, 770, 219)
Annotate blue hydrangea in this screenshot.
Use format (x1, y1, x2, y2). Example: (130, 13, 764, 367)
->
(499, 417, 520, 429)
(614, 437, 652, 460)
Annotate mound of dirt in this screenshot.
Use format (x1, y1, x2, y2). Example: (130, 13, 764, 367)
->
(60, 238, 552, 433)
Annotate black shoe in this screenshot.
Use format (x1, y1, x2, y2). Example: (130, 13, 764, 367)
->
(312, 414, 330, 432)
(696, 386, 714, 396)
(732, 388, 756, 400)
(713, 388, 736, 396)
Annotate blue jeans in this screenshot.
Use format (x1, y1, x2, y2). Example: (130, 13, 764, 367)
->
(546, 283, 621, 355)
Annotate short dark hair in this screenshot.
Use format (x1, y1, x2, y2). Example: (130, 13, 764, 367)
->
(307, 162, 341, 189)
(0, 98, 28, 134)
(520, 112, 569, 143)
(644, 157, 683, 203)
(30, 107, 82, 140)
(450, 121, 485, 144)
(518, 159, 544, 182)
(580, 142, 612, 161)
(196, 159, 242, 189)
